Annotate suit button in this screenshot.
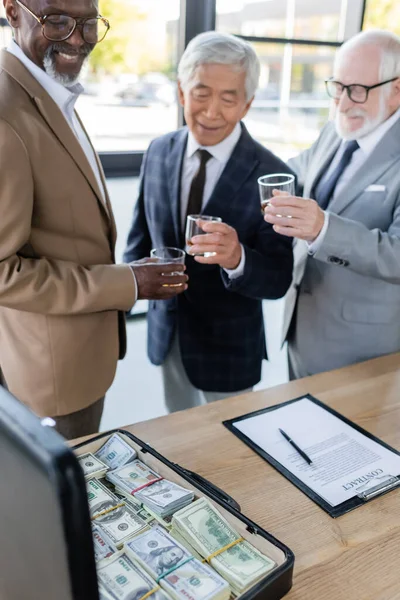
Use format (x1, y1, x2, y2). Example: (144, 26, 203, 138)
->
(342, 260, 349, 267)
(328, 256, 341, 264)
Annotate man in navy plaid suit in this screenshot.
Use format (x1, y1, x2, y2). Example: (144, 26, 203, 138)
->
(124, 32, 293, 412)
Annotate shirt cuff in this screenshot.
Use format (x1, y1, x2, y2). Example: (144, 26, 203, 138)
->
(224, 245, 246, 279)
(307, 212, 330, 255)
(129, 267, 138, 307)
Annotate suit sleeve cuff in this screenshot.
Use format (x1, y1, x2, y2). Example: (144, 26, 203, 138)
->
(307, 212, 329, 255)
(223, 245, 246, 279)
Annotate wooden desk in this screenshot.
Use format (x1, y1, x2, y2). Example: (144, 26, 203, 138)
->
(76, 353, 400, 600)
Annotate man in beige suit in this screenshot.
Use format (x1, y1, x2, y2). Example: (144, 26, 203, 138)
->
(0, 0, 188, 438)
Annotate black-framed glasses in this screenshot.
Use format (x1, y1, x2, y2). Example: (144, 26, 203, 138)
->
(325, 77, 398, 104)
(15, 0, 110, 44)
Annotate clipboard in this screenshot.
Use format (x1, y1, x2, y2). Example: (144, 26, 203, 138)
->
(223, 394, 400, 518)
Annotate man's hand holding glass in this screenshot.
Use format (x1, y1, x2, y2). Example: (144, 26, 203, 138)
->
(263, 190, 325, 242)
(186, 217, 243, 270)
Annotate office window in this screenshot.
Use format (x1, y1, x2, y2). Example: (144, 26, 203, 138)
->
(76, 0, 180, 152)
(244, 42, 335, 159)
(363, 0, 400, 33)
(217, 0, 346, 43)
(216, 0, 364, 160)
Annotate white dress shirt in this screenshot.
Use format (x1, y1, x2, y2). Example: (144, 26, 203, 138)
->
(181, 122, 245, 278)
(308, 108, 400, 254)
(7, 40, 105, 199)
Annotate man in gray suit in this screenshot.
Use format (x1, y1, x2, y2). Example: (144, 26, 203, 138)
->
(264, 29, 400, 379)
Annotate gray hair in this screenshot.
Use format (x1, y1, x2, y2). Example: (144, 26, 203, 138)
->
(335, 29, 400, 82)
(178, 31, 260, 102)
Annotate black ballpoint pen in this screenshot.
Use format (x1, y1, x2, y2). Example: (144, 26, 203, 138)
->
(279, 428, 313, 465)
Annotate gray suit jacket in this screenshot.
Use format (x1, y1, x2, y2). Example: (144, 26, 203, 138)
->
(283, 116, 400, 377)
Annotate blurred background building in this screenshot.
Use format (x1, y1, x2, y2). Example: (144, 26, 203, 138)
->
(0, 1, 395, 164)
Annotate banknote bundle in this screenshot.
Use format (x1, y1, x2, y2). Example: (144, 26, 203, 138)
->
(125, 525, 230, 600)
(79, 433, 138, 481)
(95, 504, 148, 548)
(92, 525, 117, 562)
(113, 489, 155, 526)
(106, 460, 194, 517)
(97, 552, 172, 600)
(78, 452, 109, 480)
(98, 584, 115, 600)
(95, 433, 138, 470)
(98, 534, 230, 600)
(171, 498, 276, 594)
(78, 434, 277, 600)
(87, 478, 120, 518)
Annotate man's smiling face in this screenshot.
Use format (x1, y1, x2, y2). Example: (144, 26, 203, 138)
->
(5, 0, 98, 84)
(178, 63, 253, 146)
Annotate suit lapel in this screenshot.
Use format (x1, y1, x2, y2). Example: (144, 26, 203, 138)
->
(166, 129, 188, 245)
(0, 50, 109, 219)
(33, 97, 108, 213)
(329, 117, 400, 215)
(203, 124, 260, 219)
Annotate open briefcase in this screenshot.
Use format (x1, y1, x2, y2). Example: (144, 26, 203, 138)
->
(0, 386, 294, 600)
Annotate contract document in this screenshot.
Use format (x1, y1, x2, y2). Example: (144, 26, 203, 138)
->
(230, 397, 400, 508)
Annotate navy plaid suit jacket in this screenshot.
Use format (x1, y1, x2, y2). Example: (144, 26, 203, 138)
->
(123, 123, 293, 392)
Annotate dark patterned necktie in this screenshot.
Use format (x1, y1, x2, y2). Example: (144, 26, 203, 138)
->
(186, 149, 213, 217)
(316, 140, 359, 210)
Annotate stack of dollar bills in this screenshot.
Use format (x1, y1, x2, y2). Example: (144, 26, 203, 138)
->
(95, 503, 148, 548)
(98, 542, 230, 600)
(91, 525, 117, 562)
(86, 478, 120, 518)
(95, 433, 138, 470)
(78, 453, 109, 480)
(106, 460, 194, 517)
(79, 432, 138, 481)
(98, 552, 172, 600)
(125, 525, 230, 600)
(171, 498, 276, 595)
(87, 480, 147, 548)
(77, 433, 276, 599)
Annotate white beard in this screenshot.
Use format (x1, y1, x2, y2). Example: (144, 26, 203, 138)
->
(43, 54, 80, 86)
(335, 95, 388, 140)
(42, 46, 90, 87)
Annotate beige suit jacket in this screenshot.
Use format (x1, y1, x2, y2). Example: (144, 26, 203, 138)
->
(0, 50, 136, 417)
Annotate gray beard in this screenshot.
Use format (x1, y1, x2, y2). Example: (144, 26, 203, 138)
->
(42, 48, 89, 87)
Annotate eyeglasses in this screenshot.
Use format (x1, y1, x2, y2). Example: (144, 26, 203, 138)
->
(325, 77, 398, 104)
(15, 0, 110, 44)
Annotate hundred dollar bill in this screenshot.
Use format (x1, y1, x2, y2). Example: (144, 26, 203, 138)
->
(92, 524, 116, 562)
(162, 558, 230, 600)
(138, 503, 173, 529)
(87, 478, 120, 518)
(135, 480, 194, 518)
(125, 525, 192, 580)
(125, 526, 230, 600)
(78, 452, 109, 480)
(172, 498, 276, 594)
(98, 584, 115, 600)
(168, 527, 203, 562)
(97, 551, 171, 600)
(95, 434, 137, 471)
(114, 490, 155, 526)
(95, 504, 148, 548)
(106, 460, 161, 496)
